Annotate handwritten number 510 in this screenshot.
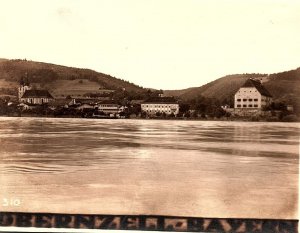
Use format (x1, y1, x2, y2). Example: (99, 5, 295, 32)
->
(2, 198, 21, 206)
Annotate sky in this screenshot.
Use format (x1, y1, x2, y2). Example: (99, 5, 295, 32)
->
(0, 0, 300, 90)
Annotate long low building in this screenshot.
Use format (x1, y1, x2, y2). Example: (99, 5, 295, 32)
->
(141, 97, 179, 115)
(96, 103, 126, 114)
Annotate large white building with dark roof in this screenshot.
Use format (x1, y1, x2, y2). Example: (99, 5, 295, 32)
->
(234, 78, 272, 109)
(141, 97, 179, 115)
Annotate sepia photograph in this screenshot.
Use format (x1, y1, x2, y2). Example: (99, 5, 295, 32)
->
(0, 0, 299, 232)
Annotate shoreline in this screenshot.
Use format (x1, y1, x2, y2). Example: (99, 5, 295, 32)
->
(0, 114, 299, 123)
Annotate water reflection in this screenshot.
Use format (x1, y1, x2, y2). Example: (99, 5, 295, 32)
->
(0, 117, 298, 219)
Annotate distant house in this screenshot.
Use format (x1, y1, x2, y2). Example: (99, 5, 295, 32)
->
(70, 97, 99, 106)
(95, 101, 125, 114)
(234, 78, 272, 109)
(76, 103, 94, 110)
(17, 103, 37, 110)
(48, 99, 73, 110)
(141, 97, 179, 115)
(287, 105, 294, 112)
(21, 89, 54, 105)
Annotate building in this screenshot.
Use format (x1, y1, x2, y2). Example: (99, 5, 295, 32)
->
(76, 103, 94, 110)
(234, 78, 272, 109)
(141, 97, 179, 115)
(95, 102, 125, 114)
(20, 89, 54, 105)
(48, 98, 74, 110)
(17, 103, 37, 110)
(18, 83, 31, 100)
(287, 105, 294, 112)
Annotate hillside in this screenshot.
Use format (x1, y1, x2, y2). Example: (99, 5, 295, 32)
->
(0, 59, 144, 98)
(164, 69, 300, 110)
(264, 69, 300, 103)
(164, 74, 268, 101)
(1, 59, 299, 112)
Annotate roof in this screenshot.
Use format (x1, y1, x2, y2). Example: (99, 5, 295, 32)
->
(21, 89, 54, 99)
(97, 100, 119, 105)
(76, 99, 97, 105)
(76, 104, 94, 109)
(143, 97, 178, 104)
(130, 99, 145, 104)
(241, 78, 272, 97)
(49, 99, 72, 106)
(142, 102, 179, 105)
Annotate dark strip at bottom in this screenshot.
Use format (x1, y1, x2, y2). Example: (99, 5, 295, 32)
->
(0, 212, 298, 233)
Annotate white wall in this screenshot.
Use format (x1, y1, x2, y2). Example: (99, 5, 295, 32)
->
(18, 86, 31, 100)
(22, 98, 52, 105)
(96, 104, 121, 113)
(141, 103, 179, 115)
(234, 87, 262, 108)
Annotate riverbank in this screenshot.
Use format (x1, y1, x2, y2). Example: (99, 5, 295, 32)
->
(0, 113, 299, 122)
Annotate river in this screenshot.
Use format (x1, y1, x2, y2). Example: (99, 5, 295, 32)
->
(0, 117, 298, 219)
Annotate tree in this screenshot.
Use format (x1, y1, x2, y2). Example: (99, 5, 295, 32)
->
(179, 103, 190, 114)
(128, 104, 141, 115)
(214, 107, 226, 118)
(141, 111, 147, 118)
(176, 112, 183, 117)
(184, 111, 191, 118)
(191, 111, 198, 118)
(169, 112, 175, 118)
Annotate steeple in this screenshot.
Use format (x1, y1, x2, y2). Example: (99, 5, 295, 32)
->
(18, 75, 31, 101)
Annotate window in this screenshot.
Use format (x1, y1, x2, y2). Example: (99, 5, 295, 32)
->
(254, 99, 258, 101)
(249, 99, 253, 101)
(237, 104, 241, 107)
(254, 104, 258, 107)
(243, 104, 247, 107)
(243, 99, 247, 101)
(237, 99, 241, 102)
(248, 104, 252, 107)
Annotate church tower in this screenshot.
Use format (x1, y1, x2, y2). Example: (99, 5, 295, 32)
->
(18, 76, 31, 101)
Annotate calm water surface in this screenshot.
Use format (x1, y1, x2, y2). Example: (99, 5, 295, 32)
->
(0, 117, 298, 219)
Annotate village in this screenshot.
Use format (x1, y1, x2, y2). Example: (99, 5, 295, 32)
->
(0, 77, 297, 122)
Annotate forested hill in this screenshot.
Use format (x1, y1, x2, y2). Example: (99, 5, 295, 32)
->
(164, 68, 300, 109)
(0, 58, 299, 111)
(0, 59, 144, 98)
